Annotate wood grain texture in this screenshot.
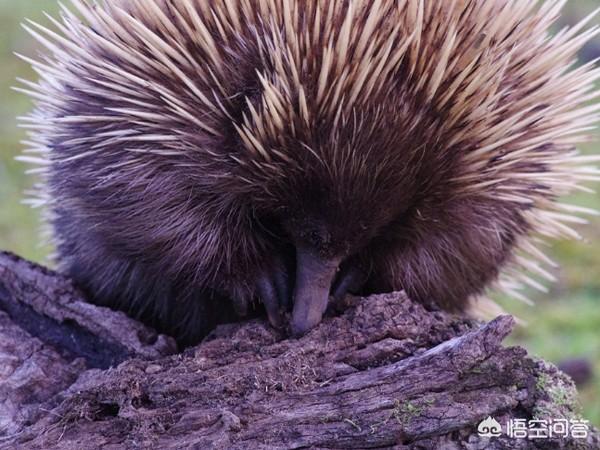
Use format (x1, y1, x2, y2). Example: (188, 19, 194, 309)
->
(0, 252, 597, 449)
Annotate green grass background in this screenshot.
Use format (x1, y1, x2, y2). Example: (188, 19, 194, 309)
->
(0, 0, 599, 426)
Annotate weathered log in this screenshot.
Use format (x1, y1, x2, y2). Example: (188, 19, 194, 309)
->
(0, 252, 176, 436)
(0, 251, 598, 449)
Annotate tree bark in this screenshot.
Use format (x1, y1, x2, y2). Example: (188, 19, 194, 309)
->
(0, 251, 597, 449)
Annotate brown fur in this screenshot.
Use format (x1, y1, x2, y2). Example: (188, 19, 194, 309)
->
(18, 0, 600, 345)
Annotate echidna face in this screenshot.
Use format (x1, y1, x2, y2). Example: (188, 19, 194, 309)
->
(264, 164, 407, 335)
(282, 189, 384, 259)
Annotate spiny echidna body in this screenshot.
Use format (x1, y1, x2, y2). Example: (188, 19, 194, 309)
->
(18, 0, 600, 346)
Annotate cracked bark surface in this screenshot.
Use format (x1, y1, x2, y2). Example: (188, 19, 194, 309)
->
(0, 251, 598, 449)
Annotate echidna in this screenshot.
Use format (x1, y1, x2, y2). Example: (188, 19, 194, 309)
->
(17, 0, 600, 346)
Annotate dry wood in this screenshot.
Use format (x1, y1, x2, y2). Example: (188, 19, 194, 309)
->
(0, 252, 598, 449)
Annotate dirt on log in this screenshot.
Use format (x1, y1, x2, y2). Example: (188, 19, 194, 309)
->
(0, 251, 598, 449)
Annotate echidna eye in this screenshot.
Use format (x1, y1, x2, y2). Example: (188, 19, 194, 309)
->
(309, 231, 320, 243)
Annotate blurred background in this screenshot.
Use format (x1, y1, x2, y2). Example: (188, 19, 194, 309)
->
(0, 0, 599, 426)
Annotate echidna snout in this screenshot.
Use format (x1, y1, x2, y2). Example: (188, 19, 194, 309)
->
(257, 209, 366, 336)
(290, 248, 341, 336)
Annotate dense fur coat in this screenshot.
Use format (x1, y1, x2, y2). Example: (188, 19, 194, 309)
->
(19, 0, 600, 346)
